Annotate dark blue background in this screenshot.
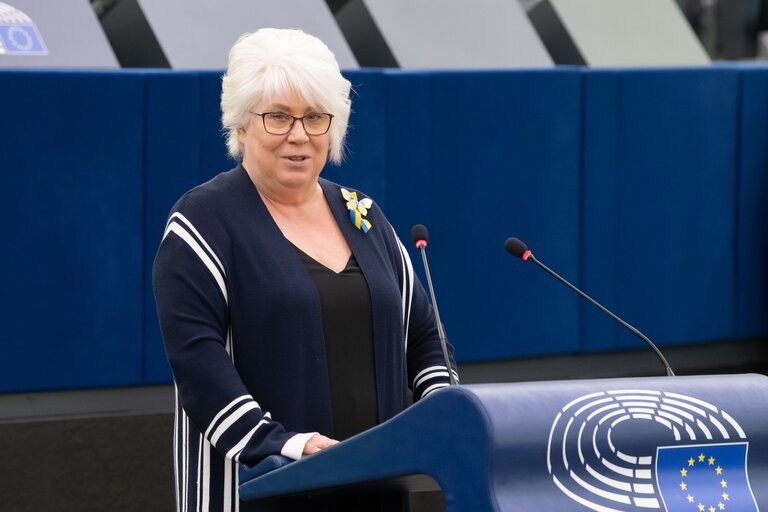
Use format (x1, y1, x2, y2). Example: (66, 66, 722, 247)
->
(1, 66, 766, 392)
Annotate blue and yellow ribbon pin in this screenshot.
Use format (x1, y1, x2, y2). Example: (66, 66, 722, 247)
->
(341, 188, 373, 233)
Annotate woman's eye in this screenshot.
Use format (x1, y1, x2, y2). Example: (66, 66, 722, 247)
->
(269, 113, 290, 122)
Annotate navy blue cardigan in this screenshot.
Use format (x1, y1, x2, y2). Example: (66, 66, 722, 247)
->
(153, 164, 458, 512)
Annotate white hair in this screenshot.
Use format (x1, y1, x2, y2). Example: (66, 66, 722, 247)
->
(221, 28, 352, 164)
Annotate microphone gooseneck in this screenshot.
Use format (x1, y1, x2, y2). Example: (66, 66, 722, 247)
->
(505, 237, 675, 377)
(411, 224, 457, 386)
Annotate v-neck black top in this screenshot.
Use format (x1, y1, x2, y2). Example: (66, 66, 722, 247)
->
(293, 245, 379, 440)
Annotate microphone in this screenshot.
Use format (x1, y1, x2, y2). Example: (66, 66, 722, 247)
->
(504, 237, 675, 377)
(411, 224, 457, 385)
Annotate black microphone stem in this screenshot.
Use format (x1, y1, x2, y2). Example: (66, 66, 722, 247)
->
(528, 254, 675, 377)
(419, 246, 458, 385)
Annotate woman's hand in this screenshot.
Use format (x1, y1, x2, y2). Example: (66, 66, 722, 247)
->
(302, 433, 339, 455)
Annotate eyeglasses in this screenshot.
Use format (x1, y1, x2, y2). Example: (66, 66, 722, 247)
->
(249, 111, 334, 136)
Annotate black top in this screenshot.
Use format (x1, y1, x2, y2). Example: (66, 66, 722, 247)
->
(293, 245, 379, 440)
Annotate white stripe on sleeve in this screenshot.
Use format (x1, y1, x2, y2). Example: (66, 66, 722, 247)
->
(422, 382, 450, 398)
(412, 365, 446, 386)
(164, 221, 228, 303)
(168, 212, 226, 276)
(414, 370, 451, 390)
(226, 413, 271, 461)
(210, 402, 260, 446)
(204, 395, 252, 439)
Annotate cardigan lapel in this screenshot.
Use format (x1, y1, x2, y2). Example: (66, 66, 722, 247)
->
(319, 178, 406, 422)
(232, 165, 338, 432)
(318, 178, 383, 286)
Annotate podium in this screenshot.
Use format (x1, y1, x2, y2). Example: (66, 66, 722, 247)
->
(240, 374, 768, 511)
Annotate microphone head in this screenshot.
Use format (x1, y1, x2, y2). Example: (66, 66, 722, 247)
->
(504, 237, 531, 260)
(411, 224, 428, 249)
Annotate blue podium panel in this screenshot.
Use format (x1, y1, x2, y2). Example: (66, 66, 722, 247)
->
(384, 70, 583, 362)
(142, 70, 231, 384)
(240, 375, 768, 511)
(583, 69, 740, 350)
(0, 71, 144, 391)
(737, 67, 768, 339)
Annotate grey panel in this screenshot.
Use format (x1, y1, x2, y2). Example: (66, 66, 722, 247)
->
(333, 0, 398, 67)
(0, 0, 118, 68)
(100, 0, 169, 68)
(361, 0, 553, 69)
(135, 0, 358, 70)
(528, 0, 584, 65)
(519, 0, 542, 11)
(530, 0, 711, 67)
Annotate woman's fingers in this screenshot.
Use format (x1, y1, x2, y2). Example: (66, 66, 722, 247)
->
(302, 433, 339, 455)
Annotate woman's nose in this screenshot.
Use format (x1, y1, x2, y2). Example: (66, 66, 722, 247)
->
(286, 118, 309, 142)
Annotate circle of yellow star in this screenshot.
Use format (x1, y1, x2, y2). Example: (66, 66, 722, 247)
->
(680, 451, 729, 512)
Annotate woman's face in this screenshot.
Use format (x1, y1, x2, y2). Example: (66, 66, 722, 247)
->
(239, 92, 331, 193)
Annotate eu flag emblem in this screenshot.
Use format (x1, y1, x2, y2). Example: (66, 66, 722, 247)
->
(0, 23, 48, 56)
(656, 443, 758, 512)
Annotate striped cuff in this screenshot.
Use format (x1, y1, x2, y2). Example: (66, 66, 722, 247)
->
(280, 432, 318, 461)
(413, 365, 460, 400)
(422, 382, 451, 398)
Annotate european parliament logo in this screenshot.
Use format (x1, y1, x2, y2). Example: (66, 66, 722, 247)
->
(0, 2, 47, 56)
(547, 389, 759, 511)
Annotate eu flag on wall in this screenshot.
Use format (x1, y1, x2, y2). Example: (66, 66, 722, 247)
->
(0, 23, 48, 55)
(656, 442, 758, 512)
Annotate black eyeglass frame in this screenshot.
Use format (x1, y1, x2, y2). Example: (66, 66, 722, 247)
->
(249, 111, 335, 136)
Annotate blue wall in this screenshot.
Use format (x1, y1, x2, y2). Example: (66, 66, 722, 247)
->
(1, 66, 766, 392)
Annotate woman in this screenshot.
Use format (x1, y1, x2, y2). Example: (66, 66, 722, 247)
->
(153, 28, 458, 512)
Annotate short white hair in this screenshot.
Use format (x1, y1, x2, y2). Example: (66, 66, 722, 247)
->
(221, 28, 352, 164)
